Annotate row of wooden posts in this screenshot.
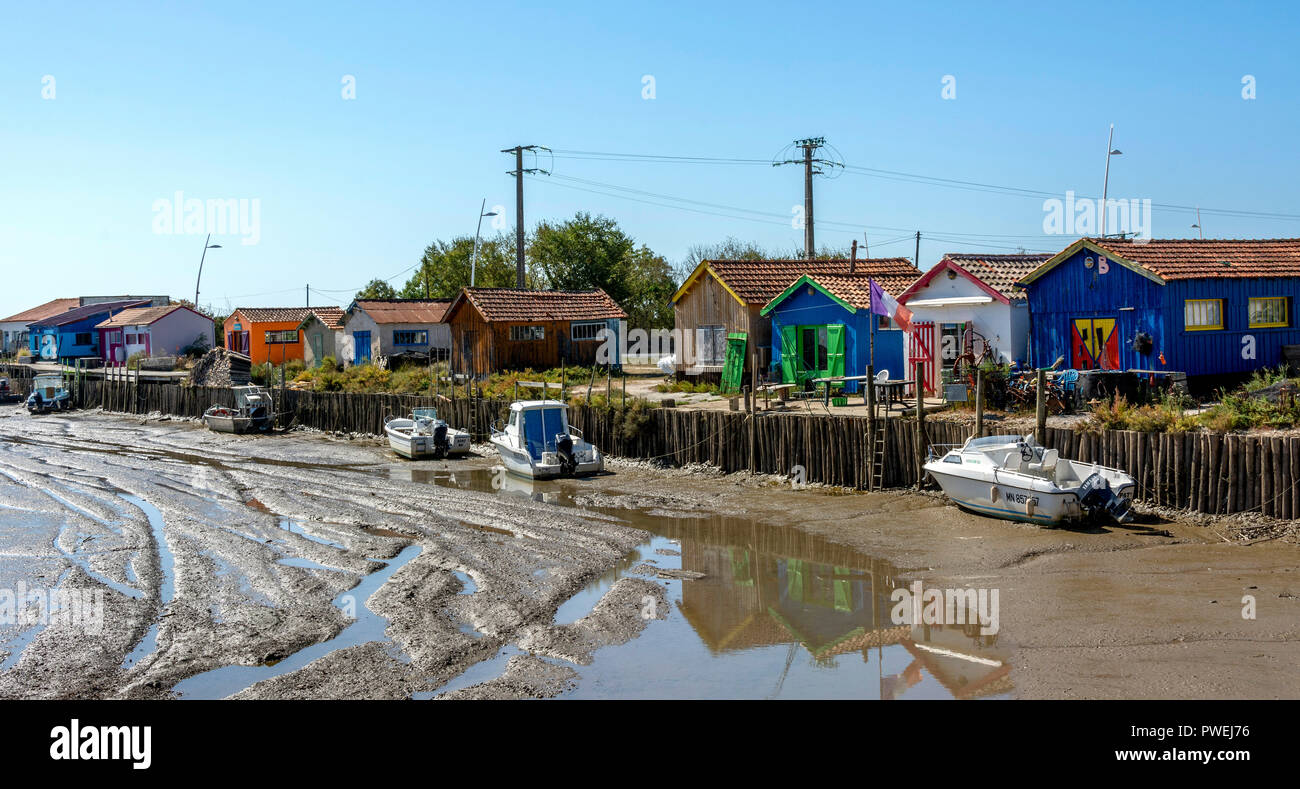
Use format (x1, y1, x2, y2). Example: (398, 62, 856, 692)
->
(13, 365, 1300, 519)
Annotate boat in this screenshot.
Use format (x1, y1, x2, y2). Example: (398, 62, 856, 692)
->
(203, 385, 275, 434)
(922, 433, 1135, 525)
(384, 408, 470, 459)
(489, 400, 603, 479)
(0, 376, 22, 404)
(26, 373, 71, 413)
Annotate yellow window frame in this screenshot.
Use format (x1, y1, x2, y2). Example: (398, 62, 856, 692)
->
(1184, 299, 1224, 331)
(1248, 296, 1288, 329)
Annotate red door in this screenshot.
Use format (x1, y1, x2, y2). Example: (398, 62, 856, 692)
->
(1070, 317, 1119, 370)
(908, 321, 936, 394)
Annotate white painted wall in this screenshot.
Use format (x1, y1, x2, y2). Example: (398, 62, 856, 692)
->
(902, 274, 1029, 364)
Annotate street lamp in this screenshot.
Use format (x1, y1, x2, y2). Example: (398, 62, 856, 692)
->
(1191, 207, 1204, 239)
(470, 199, 499, 287)
(194, 233, 222, 307)
(1099, 124, 1123, 237)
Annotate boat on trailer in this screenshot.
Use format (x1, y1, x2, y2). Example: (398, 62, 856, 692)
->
(384, 408, 470, 459)
(203, 386, 275, 434)
(490, 400, 603, 479)
(923, 433, 1135, 526)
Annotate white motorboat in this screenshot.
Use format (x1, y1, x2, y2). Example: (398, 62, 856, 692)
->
(203, 386, 274, 434)
(384, 408, 470, 459)
(489, 400, 603, 479)
(923, 434, 1135, 526)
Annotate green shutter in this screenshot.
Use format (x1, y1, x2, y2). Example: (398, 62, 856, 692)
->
(720, 332, 747, 394)
(779, 325, 798, 383)
(827, 324, 846, 377)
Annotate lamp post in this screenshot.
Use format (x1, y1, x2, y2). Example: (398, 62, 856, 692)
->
(194, 234, 222, 308)
(470, 200, 499, 287)
(1191, 207, 1204, 239)
(1099, 124, 1123, 237)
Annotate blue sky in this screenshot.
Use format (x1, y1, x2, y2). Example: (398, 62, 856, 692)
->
(2, 0, 1297, 319)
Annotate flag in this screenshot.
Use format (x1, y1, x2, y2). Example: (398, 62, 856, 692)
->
(870, 279, 913, 333)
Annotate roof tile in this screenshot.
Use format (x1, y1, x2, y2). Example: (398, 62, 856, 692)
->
(0, 298, 80, 324)
(701, 258, 921, 304)
(455, 288, 627, 322)
(941, 253, 1053, 300)
(1086, 237, 1300, 280)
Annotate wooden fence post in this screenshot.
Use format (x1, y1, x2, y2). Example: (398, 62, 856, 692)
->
(914, 360, 925, 488)
(1035, 368, 1047, 445)
(974, 367, 984, 438)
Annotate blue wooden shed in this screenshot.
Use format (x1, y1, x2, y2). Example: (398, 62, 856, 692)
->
(1017, 238, 1300, 378)
(760, 273, 910, 393)
(27, 299, 148, 361)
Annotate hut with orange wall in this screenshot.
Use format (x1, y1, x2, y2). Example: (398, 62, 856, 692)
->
(222, 307, 325, 364)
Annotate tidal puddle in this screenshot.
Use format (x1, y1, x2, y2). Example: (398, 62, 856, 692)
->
(172, 544, 421, 699)
(413, 467, 1013, 700)
(120, 494, 177, 670)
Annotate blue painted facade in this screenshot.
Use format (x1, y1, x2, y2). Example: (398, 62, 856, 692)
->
(27, 300, 147, 361)
(1024, 245, 1300, 377)
(765, 285, 905, 392)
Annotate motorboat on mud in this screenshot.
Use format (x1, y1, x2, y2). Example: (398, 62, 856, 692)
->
(384, 407, 471, 459)
(26, 373, 71, 413)
(489, 400, 603, 479)
(202, 385, 275, 434)
(923, 433, 1135, 526)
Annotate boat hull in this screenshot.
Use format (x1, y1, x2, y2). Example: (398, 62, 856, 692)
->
(489, 435, 603, 479)
(924, 465, 1084, 525)
(204, 415, 271, 434)
(385, 425, 471, 460)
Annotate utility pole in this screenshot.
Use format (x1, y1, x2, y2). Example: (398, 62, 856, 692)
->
(774, 137, 841, 259)
(306, 284, 309, 309)
(502, 145, 550, 287)
(914, 231, 921, 268)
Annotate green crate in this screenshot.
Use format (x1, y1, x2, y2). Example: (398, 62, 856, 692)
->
(831, 396, 848, 407)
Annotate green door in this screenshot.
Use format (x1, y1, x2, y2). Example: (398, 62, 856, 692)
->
(779, 325, 798, 383)
(720, 333, 747, 394)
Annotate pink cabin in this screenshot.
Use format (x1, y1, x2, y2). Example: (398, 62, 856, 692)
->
(95, 304, 215, 365)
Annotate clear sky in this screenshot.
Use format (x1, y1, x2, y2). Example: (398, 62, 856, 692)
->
(2, 0, 1297, 319)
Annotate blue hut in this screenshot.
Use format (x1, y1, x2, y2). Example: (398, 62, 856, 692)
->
(27, 299, 148, 362)
(760, 274, 911, 392)
(1018, 238, 1300, 378)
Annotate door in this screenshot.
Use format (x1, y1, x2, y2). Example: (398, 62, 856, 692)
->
(310, 333, 324, 366)
(907, 320, 936, 393)
(1070, 317, 1119, 370)
(779, 325, 798, 383)
(720, 333, 747, 394)
(353, 331, 371, 364)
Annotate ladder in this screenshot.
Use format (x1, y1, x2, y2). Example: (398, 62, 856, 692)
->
(869, 416, 889, 490)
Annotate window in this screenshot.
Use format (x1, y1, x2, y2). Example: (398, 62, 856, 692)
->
(108, 331, 122, 344)
(393, 330, 428, 346)
(799, 327, 829, 372)
(509, 325, 545, 341)
(1248, 297, 1288, 328)
(74, 332, 92, 346)
(1184, 299, 1223, 331)
(877, 315, 895, 331)
(265, 330, 298, 344)
(571, 321, 606, 342)
(696, 325, 726, 365)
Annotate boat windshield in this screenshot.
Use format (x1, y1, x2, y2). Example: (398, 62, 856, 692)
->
(966, 434, 1026, 449)
(521, 407, 569, 461)
(412, 407, 438, 420)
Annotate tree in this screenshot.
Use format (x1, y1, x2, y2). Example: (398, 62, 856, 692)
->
(355, 278, 397, 300)
(400, 233, 518, 299)
(620, 245, 676, 329)
(677, 237, 773, 284)
(530, 212, 636, 300)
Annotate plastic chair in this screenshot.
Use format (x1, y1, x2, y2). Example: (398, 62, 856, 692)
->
(1057, 369, 1079, 392)
(875, 369, 890, 383)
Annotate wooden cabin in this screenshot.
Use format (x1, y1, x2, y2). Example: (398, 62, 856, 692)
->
(443, 288, 628, 376)
(671, 257, 922, 379)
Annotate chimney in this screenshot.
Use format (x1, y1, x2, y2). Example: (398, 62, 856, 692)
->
(850, 239, 858, 274)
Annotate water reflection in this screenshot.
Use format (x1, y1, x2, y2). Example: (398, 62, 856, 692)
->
(396, 465, 1012, 699)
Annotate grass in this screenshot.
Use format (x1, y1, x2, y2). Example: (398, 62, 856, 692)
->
(1079, 367, 1300, 434)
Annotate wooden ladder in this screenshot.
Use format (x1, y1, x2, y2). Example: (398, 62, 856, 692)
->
(869, 416, 889, 490)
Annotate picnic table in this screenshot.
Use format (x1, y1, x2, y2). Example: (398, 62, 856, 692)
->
(810, 375, 876, 406)
(876, 379, 915, 412)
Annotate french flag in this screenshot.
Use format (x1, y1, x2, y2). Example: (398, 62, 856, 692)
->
(870, 279, 913, 333)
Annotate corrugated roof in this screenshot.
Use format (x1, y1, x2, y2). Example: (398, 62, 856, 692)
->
(95, 304, 195, 328)
(451, 288, 627, 322)
(1085, 237, 1300, 280)
(351, 299, 451, 324)
(29, 300, 149, 328)
(693, 258, 922, 305)
(0, 298, 79, 324)
(940, 253, 1052, 300)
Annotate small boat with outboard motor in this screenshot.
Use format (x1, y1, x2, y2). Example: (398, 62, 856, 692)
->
(384, 407, 471, 459)
(922, 433, 1135, 525)
(489, 400, 603, 479)
(202, 385, 275, 434)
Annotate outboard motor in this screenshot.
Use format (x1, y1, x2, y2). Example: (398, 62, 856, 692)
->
(555, 434, 577, 476)
(432, 423, 449, 459)
(1078, 472, 1135, 523)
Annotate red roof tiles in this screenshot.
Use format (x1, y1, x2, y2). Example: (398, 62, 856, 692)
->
(1085, 238, 1300, 281)
(450, 288, 627, 322)
(934, 253, 1052, 301)
(694, 258, 921, 305)
(233, 307, 319, 324)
